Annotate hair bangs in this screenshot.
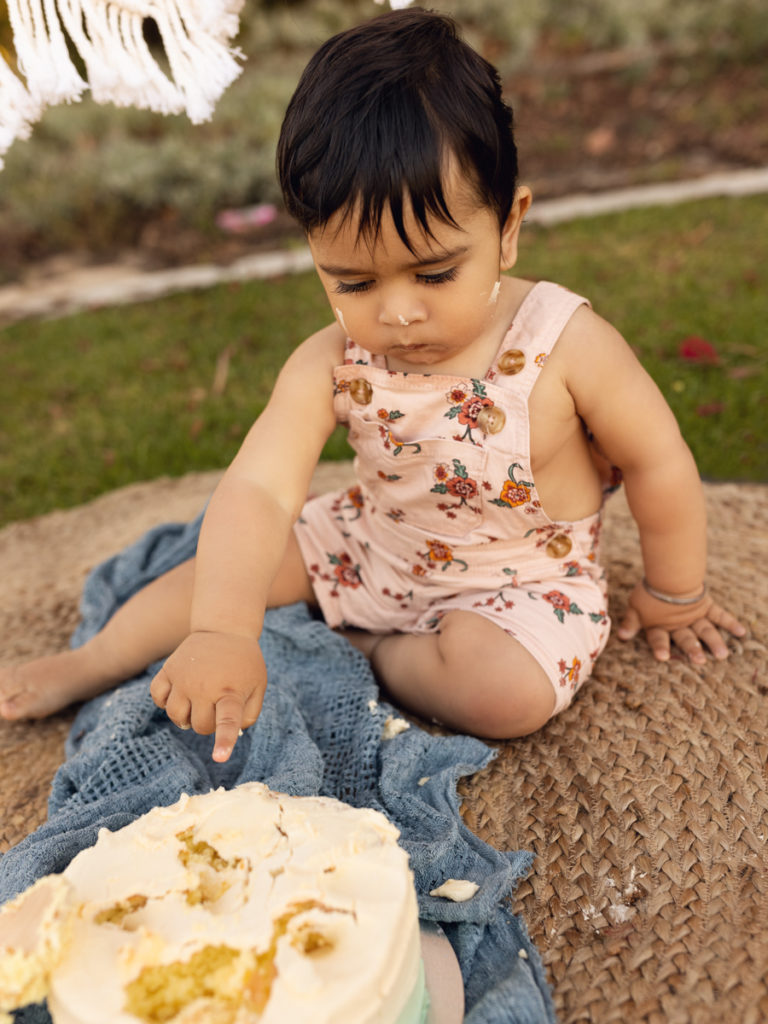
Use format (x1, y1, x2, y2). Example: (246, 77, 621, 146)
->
(300, 81, 460, 254)
(277, 9, 519, 247)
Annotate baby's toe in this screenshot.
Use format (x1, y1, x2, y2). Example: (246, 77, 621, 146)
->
(0, 669, 42, 720)
(0, 693, 27, 720)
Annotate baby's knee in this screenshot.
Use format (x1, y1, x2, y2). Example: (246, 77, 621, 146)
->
(460, 670, 555, 739)
(435, 616, 555, 739)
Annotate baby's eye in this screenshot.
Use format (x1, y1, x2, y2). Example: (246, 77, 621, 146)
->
(417, 267, 458, 286)
(334, 279, 374, 295)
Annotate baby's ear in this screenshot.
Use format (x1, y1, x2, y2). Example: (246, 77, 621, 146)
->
(500, 186, 532, 270)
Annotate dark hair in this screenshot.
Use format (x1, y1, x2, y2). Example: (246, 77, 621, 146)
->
(276, 7, 519, 251)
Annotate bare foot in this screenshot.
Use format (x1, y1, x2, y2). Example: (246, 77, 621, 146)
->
(0, 647, 118, 721)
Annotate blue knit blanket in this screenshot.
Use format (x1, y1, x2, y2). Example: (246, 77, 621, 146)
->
(0, 513, 556, 1024)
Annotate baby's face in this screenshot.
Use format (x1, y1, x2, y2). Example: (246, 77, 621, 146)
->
(308, 167, 526, 376)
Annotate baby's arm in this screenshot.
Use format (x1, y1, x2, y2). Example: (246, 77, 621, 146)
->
(561, 308, 746, 663)
(150, 328, 341, 760)
(611, 439, 744, 663)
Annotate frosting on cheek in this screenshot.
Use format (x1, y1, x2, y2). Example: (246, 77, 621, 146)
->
(488, 280, 501, 305)
(335, 308, 349, 335)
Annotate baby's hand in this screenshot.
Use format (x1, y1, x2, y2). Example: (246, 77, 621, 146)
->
(150, 631, 266, 763)
(617, 581, 746, 665)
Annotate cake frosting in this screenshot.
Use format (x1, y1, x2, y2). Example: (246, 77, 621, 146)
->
(0, 783, 427, 1024)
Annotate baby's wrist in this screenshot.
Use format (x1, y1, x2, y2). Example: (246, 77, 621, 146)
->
(641, 578, 707, 606)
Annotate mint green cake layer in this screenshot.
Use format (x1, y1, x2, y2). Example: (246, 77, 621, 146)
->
(396, 960, 430, 1024)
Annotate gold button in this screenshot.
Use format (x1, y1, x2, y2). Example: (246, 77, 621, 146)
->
(498, 349, 526, 375)
(350, 378, 373, 405)
(546, 533, 572, 558)
(476, 405, 506, 434)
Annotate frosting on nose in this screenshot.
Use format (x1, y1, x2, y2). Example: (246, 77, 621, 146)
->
(397, 315, 410, 326)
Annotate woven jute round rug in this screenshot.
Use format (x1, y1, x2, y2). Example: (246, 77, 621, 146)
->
(1, 467, 766, 1023)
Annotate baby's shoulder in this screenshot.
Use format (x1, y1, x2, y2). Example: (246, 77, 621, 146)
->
(271, 324, 346, 409)
(553, 301, 628, 363)
(549, 300, 650, 407)
(285, 322, 346, 376)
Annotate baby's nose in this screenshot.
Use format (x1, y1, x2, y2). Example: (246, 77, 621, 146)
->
(378, 298, 426, 327)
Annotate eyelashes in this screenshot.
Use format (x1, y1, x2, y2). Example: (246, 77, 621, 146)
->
(333, 266, 459, 295)
(419, 267, 459, 286)
(334, 279, 373, 295)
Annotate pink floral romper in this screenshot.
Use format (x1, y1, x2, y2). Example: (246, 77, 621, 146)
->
(294, 281, 612, 714)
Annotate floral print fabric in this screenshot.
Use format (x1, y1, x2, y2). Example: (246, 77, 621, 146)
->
(294, 281, 612, 714)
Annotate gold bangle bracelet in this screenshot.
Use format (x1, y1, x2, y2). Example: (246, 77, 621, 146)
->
(641, 578, 707, 605)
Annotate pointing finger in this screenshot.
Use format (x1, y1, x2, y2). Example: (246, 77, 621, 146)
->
(212, 692, 246, 763)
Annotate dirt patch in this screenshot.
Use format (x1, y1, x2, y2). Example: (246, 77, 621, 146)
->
(511, 46, 768, 198)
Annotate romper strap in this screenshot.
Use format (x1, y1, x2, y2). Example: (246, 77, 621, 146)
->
(488, 281, 590, 397)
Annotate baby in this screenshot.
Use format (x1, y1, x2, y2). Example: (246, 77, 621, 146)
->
(0, 8, 745, 762)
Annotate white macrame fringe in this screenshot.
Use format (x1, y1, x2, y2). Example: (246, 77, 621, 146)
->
(0, 53, 41, 159)
(0, 0, 245, 168)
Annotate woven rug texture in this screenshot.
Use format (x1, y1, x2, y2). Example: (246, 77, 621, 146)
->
(1, 466, 766, 1023)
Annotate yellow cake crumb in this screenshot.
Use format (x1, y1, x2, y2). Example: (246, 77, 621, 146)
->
(124, 945, 246, 1023)
(123, 900, 342, 1023)
(94, 895, 149, 926)
(176, 829, 241, 873)
(176, 828, 244, 906)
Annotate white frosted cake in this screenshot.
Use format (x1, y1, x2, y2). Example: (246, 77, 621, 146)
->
(0, 783, 428, 1024)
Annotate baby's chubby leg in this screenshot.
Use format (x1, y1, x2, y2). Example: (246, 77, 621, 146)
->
(349, 610, 556, 738)
(0, 529, 315, 725)
(0, 560, 196, 721)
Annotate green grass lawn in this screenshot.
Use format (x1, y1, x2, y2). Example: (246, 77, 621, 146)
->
(1, 193, 766, 529)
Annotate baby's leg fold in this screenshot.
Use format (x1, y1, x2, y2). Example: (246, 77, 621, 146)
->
(366, 610, 556, 738)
